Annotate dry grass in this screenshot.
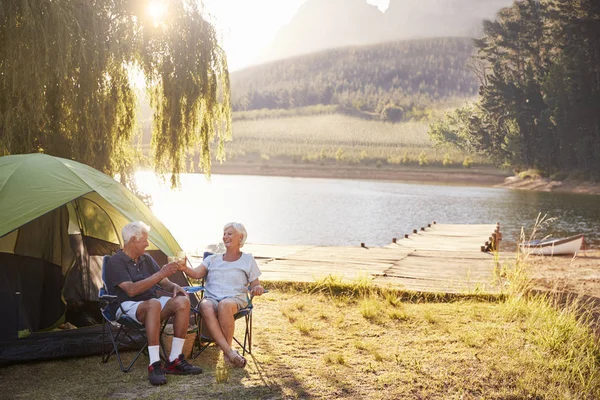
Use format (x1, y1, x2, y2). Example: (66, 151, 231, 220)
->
(3, 280, 600, 399)
(227, 114, 487, 166)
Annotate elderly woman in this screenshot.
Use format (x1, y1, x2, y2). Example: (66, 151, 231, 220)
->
(182, 222, 264, 368)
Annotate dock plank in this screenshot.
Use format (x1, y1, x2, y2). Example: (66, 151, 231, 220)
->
(196, 223, 503, 294)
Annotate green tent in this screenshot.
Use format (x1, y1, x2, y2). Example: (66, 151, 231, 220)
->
(0, 153, 187, 363)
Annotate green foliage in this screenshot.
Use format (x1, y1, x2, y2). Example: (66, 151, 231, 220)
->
(418, 151, 428, 166)
(443, 153, 453, 166)
(518, 169, 541, 180)
(381, 104, 405, 122)
(431, 0, 600, 175)
(462, 156, 473, 168)
(230, 37, 479, 116)
(0, 0, 231, 185)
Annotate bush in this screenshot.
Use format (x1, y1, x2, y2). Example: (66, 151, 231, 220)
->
(418, 151, 428, 166)
(518, 169, 541, 180)
(549, 171, 569, 181)
(443, 153, 452, 167)
(335, 147, 344, 162)
(381, 104, 405, 122)
(462, 156, 473, 168)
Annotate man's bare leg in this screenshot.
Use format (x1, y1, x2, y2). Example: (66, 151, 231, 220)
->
(161, 295, 191, 338)
(136, 298, 162, 345)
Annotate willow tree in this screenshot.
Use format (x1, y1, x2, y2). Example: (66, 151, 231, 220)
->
(0, 0, 231, 186)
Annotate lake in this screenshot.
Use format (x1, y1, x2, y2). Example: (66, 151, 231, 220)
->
(135, 171, 600, 254)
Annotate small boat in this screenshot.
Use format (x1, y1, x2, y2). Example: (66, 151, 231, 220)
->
(520, 234, 584, 256)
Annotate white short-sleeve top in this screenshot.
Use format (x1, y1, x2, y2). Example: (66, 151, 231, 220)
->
(202, 252, 262, 302)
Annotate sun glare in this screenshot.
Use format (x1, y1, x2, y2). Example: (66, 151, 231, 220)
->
(147, 1, 168, 27)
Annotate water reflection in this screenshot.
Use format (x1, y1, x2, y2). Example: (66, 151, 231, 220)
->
(135, 171, 599, 254)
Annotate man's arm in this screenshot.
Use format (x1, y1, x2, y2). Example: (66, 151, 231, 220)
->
(118, 261, 180, 297)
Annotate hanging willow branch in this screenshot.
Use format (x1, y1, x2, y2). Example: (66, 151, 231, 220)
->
(0, 0, 231, 186)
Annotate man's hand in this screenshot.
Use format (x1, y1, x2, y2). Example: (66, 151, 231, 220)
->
(162, 261, 180, 277)
(172, 284, 187, 297)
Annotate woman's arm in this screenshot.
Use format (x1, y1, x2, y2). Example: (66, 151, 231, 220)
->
(182, 264, 208, 280)
(249, 279, 264, 296)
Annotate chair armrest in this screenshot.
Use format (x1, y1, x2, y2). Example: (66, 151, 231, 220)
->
(182, 286, 205, 293)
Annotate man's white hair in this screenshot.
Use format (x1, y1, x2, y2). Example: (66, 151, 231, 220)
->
(224, 222, 248, 248)
(122, 221, 151, 245)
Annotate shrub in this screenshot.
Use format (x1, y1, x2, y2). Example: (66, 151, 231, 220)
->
(518, 169, 541, 180)
(443, 153, 452, 167)
(462, 156, 473, 168)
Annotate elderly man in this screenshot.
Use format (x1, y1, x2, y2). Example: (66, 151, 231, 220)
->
(105, 221, 201, 385)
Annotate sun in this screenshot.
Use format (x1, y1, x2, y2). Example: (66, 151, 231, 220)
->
(147, 1, 168, 27)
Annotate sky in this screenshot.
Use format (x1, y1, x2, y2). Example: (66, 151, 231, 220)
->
(201, 0, 390, 71)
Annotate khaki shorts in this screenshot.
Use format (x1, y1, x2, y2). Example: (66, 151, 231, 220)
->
(201, 296, 248, 311)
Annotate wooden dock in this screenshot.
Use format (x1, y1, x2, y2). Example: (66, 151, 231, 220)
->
(239, 223, 503, 294)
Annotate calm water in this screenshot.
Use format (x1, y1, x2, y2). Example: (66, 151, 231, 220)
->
(135, 172, 600, 254)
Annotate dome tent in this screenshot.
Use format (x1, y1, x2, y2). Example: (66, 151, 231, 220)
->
(0, 153, 188, 363)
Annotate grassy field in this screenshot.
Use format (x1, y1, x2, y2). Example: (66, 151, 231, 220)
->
(138, 111, 493, 171)
(3, 272, 599, 399)
(225, 114, 487, 168)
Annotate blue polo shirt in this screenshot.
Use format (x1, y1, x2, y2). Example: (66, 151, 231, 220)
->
(105, 250, 161, 303)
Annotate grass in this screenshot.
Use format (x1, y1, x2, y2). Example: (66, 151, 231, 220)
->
(3, 273, 600, 399)
(226, 114, 489, 166)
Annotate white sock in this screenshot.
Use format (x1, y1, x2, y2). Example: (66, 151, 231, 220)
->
(148, 345, 160, 365)
(170, 337, 185, 362)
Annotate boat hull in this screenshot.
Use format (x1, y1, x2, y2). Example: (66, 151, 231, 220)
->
(520, 234, 584, 256)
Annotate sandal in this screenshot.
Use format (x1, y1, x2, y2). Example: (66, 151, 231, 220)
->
(226, 349, 247, 368)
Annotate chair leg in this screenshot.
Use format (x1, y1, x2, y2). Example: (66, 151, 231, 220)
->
(248, 312, 252, 354)
(191, 314, 211, 359)
(102, 320, 148, 372)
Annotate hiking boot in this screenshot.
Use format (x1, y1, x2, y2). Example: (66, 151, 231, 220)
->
(148, 361, 167, 385)
(163, 354, 203, 375)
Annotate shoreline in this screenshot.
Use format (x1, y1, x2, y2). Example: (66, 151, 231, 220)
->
(210, 159, 600, 195)
(210, 159, 509, 187)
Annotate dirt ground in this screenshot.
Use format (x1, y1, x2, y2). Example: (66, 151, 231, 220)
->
(210, 158, 509, 186)
(524, 249, 600, 337)
(211, 157, 600, 196)
(497, 175, 600, 195)
(526, 250, 600, 309)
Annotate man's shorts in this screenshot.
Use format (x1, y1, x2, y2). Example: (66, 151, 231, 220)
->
(201, 296, 248, 311)
(116, 296, 171, 324)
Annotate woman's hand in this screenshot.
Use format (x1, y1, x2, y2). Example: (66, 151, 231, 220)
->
(250, 285, 264, 296)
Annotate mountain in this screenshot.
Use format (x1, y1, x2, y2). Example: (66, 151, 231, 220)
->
(256, 0, 513, 65)
(231, 37, 479, 117)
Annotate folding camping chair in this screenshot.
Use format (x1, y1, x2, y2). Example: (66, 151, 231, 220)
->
(189, 252, 260, 359)
(99, 255, 167, 372)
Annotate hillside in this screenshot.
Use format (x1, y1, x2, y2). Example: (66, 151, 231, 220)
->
(231, 37, 480, 116)
(256, 0, 513, 65)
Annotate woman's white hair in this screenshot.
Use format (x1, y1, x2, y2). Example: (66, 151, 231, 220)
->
(224, 222, 248, 248)
(122, 221, 151, 245)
